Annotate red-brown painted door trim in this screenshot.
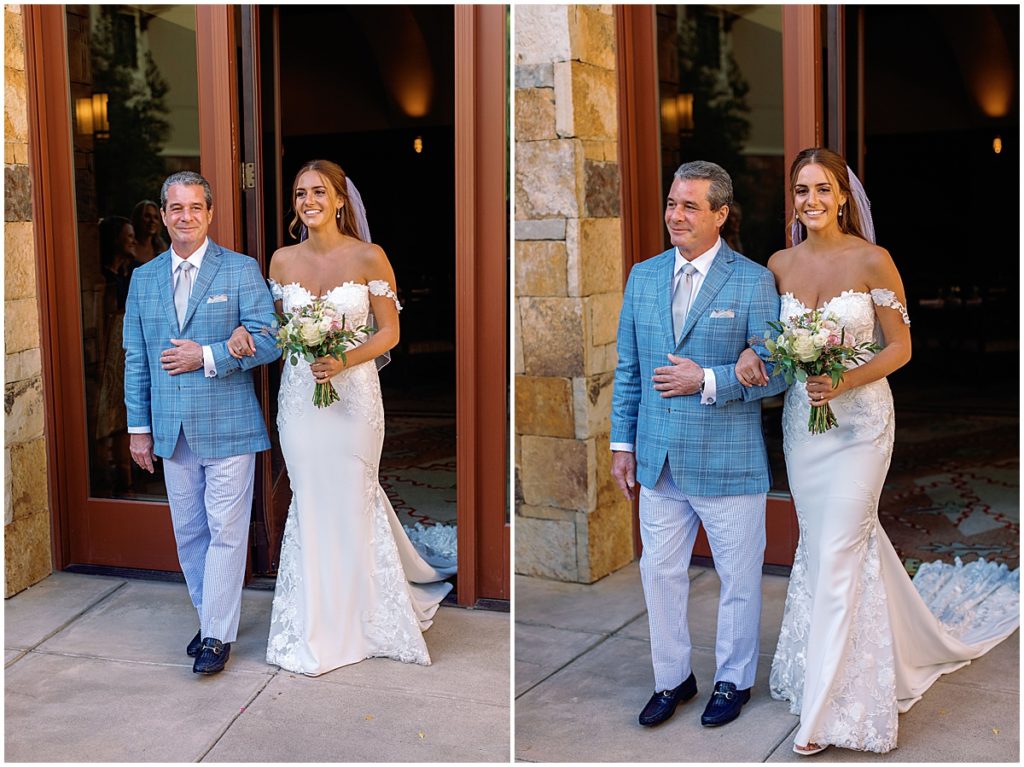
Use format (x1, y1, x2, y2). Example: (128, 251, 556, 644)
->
(455, 5, 509, 604)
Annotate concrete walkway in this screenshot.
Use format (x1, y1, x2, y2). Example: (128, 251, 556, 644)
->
(516, 563, 1019, 763)
(5, 572, 509, 762)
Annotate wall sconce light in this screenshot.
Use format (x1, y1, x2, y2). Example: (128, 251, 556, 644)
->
(413, 136, 423, 154)
(993, 135, 1003, 155)
(76, 93, 110, 138)
(676, 93, 694, 133)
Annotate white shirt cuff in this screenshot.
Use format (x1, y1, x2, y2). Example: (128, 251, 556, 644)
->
(127, 426, 151, 434)
(700, 368, 717, 405)
(203, 345, 217, 377)
(610, 443, 634, 453)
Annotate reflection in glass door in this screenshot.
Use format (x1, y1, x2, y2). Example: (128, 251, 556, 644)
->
(68, 5, 200, 503)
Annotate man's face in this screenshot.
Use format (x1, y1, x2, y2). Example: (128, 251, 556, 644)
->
(161, 184, 213, 254)
(664, 177, 728, 257)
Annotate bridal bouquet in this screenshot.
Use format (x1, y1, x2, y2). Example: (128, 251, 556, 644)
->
(761, 310, 880, 434)
(275, 301, 371, 408)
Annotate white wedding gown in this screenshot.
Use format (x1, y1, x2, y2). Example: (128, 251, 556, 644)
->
(769, 289, 1019, 753)
(265, 280, 455, 676)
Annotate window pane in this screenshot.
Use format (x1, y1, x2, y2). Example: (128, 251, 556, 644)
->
(67, 5, 200, 501)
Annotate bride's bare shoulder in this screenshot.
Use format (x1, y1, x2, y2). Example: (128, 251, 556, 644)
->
(268, 243, 302, 282)
(767, 245, 799, 278)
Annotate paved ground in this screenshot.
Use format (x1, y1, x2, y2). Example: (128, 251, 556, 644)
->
(5, 572, 509, 762)
(515, 563, 1020, 763)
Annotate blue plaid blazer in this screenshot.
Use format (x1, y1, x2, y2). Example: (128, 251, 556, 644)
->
(611, 242, 787, 495)
(123, 240, 279, 459)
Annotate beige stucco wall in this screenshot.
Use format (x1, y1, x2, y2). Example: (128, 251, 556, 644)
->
(5, 4, 53, 597)
(514, 5, 633, 583)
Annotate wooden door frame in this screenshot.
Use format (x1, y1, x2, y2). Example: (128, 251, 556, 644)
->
(613, 4, 822, 568)
(454, 5, 510, 604)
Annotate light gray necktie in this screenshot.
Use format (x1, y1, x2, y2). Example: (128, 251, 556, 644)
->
(174, 260, 194, 330)
(672, 263, 697, 342)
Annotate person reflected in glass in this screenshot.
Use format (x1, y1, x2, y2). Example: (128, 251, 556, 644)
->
(228, 159, 455, 675)
(735, 147, 1019, 756)
(131, 199, 168, 265)
(95, 215, 139, 492)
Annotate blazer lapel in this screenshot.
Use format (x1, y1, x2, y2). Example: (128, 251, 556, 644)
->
(655, 249, 677, 347)
(675, 243, 735, 348)
(181, 240, 223, 331)
(157, 251, 180, 332)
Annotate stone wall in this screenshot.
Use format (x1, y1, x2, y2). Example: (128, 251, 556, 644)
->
(514, 5, 633, 583)
(5, 4, 52, 597)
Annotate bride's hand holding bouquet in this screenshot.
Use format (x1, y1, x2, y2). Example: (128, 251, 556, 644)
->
(275, 300, 371, 408)
(759, 309, 879, 434)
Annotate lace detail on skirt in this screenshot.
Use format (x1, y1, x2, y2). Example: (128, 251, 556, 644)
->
(266, 497, 303, 669)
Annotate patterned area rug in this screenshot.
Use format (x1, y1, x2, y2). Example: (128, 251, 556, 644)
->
(880, 411, 1018, 574)
(380, 415, 456, 528)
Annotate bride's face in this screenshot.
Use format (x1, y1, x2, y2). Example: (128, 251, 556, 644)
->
(295, 171, 343, 230)
(793, 163, 847, 235)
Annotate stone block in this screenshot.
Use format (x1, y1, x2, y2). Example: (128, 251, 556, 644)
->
(514, 514, 577, 581)
(10, 437, 47, 521)
(515, 219, 566, 240)
(516, 503, 576, 522)
(566, 217, 623, 298)
(515, 5, 570, 65)
(587, 291, 623, 347)
(519, 297, 584, 378)
(5, 220, 36, 300)
(515, 63, 554, 89)
(4, 446, 11, 525)
(515, 87, 556, 142)
(581, 492, 635, 583)
(4, 510, 52, 597)
(6, 9, 25, 71)
(4, 66, 27, 145)
(516, 240, 567, 297)
(572, 372, 615, 440)
(4, 375, 44, 444)
(520, 434, 593, 512)
(554, 61, 618, 141)
(514, 307, 525, 375)
(516, 375, 574, 439)
(588, 341, 618, 377)
(5, 347, 41, 384)
(5, 163, 32, 221)
(569, 5, 617, 71)
(515, 140, 580, 221)
(4, 297, 40, 353)
(584, 160, 621, 218)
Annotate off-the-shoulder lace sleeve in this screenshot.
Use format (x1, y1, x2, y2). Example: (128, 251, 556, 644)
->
(268, 277, 283, 300)
(368, 279, 402, 312)
(870, 288, 910, 325)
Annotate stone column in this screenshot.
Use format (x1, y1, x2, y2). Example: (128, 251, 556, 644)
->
(5, 4, 52, 596)
(514, 5, 633, 583)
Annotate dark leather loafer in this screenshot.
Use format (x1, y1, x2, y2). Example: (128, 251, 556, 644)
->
(186, 630, 202, 658)
(638, 672, 697, 727)
(701, 681, 751, 726)
(193, 638, 231, 675)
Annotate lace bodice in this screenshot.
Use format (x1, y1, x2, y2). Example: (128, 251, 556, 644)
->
(269, 278, 401, 325)
(780, 289, 909, 350)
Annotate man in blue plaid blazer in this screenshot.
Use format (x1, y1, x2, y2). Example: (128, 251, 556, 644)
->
(124, 171, 279, 675)
(611, 161, 787, 728)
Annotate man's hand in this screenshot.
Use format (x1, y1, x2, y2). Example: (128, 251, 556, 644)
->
(129, 433, 157, 473)
(161, 339, 203, 375)
(611, 451, 637, 501)
(653, 354, 703, 397)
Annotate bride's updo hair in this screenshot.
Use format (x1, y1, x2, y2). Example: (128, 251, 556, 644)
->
(789, 147, 870, 243)
(288, 159, 365, 242)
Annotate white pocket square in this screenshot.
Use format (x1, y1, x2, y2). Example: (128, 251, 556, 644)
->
(207, 294, 229, 303)
(710, 309, 734, 319)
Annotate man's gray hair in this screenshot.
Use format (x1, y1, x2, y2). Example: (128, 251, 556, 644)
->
(161, 171, 213, 210)
(674, 161, 733, 210)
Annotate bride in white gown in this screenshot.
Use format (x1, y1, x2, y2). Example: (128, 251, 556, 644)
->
(737, 147, 1018, 755)
(232, 160, 454, 675)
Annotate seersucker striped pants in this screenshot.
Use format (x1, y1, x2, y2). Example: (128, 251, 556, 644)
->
(163, 429, 255, 644)
(639, 460, 766, 692)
